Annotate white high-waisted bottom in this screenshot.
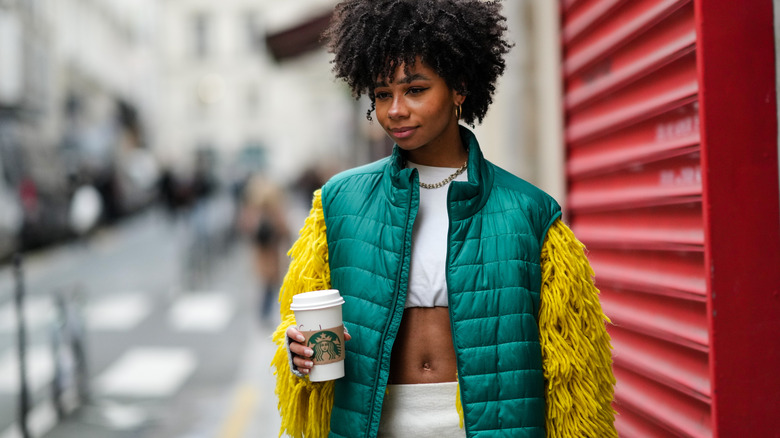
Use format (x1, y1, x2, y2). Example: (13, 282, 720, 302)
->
(377, 381, 467, 437)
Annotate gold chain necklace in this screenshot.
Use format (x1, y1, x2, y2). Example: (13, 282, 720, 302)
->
(418, 160, 468, 189)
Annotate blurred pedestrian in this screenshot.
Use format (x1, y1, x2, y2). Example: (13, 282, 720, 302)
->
(272, 1, 616, 437)
(158, 166, 181, 218)
(241, 174, 289, 324)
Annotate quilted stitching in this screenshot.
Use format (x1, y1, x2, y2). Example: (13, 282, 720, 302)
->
(324, 128, 561, 437)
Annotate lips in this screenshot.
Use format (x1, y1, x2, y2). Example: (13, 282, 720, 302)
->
(389, 126, 417, 139)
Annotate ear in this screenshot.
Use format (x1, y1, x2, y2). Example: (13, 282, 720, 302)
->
(453, 89, 466, 107)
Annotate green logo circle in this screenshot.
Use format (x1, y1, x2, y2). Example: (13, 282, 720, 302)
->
(307, 330, 342, 362)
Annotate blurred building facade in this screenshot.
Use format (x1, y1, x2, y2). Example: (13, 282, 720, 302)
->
(155, 0, 357, 188)
(254, 1, 566, 198)
(473, 0, 567, 202)
(0, 0, 158, 249)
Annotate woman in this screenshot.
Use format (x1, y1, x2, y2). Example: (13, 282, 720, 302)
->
(271, 1, 616, 437)
(241, 174, 289, 323)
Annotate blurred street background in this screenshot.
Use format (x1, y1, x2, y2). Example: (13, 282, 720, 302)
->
(0, 1, 382, 437)
(2, 0, 780, 437)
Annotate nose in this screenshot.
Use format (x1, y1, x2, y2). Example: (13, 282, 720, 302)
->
(387, 95, 408, 120)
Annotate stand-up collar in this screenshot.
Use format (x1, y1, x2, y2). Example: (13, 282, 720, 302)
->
(383, 126, 494, 218)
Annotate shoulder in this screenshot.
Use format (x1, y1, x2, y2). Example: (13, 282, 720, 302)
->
(325, 157, 389, 186)
(321, 156, 391, 208)
(484, 161, 562, 242)
(489, 161, 561, 213)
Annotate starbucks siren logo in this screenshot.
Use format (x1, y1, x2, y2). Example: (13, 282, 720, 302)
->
(307, 330, 342, 362)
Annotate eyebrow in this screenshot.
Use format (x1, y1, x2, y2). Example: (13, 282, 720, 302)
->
(374, 73, 431, 88)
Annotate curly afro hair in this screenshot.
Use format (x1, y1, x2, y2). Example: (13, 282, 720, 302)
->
(323, 0, 512, 126)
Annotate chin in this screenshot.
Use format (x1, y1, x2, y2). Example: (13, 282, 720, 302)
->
(393, 142, 425, 152)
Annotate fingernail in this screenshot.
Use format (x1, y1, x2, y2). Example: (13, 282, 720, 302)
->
(304, 348, 314, 356)
(296, 335, 305, 342)
(305, 361, 313, 368)
(301, 368, 309, 374)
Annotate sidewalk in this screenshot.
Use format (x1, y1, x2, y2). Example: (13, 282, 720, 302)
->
(38, 324, 281, 438)
(36, 236, 284, 438)
(216, 323, 281, 438)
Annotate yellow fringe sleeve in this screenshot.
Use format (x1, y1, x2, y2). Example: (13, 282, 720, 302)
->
(270, 190, 334, 438)
(539, 219, 617, 437)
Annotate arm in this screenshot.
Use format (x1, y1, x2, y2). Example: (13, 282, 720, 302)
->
(270, 189, 334, 438)
(539, 219, 617, 437)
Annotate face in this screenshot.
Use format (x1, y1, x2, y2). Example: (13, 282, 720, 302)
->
(373, 60, 465, 161)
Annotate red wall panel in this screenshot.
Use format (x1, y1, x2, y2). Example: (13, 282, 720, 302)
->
(561, 0, 710, 435)
(590, 250, 705, 299)
(568, 101, 700, 177)
(561, 0, 780, 435)
(694, 0, 780, 435)
(610, 327, 710, 401)
(564, 0, 690, 77)
(566, 5, 696, 111)
(573, 203, 704, 250)
(568, 152, 702, 210)
(614, 367, 712, 437)
(566, 53, 698, 144)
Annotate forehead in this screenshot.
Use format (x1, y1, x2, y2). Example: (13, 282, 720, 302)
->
(375, 59, 440, 85)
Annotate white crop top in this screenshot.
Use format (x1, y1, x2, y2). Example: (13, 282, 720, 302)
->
(405, 161, 469, 308)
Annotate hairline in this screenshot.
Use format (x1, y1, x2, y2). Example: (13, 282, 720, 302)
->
(373, 71, 434, 89)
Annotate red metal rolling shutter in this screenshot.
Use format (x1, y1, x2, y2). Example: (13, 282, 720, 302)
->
(560, 0, 780, 436)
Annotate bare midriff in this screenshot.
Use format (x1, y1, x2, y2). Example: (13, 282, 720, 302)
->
(388, 306, 457, 384)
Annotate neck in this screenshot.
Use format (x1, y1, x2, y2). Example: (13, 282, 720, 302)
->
(405, 122, 468, 167)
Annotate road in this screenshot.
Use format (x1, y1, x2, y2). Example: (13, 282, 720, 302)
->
(0, 206, 284, 438)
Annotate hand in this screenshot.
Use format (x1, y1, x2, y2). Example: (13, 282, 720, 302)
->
(287, 325, 351, 375)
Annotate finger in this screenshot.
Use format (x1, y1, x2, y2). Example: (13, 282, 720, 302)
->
(344, 326, 351, 342)
(286, 326, 305, 343)
(290, 342, 313, 357)
(293, 356, 314, 370)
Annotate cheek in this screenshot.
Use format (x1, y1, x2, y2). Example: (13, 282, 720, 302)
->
(374, 102, 390, 122)
(410, 99, 448, 120)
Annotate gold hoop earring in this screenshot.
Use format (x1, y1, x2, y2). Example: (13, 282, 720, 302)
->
(455, 104, 462, 120)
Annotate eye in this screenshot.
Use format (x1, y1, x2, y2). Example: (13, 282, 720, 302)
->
(407, 87, 428, 95)
(374, 90, 391, 100)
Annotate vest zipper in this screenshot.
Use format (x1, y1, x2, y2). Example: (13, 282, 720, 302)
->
(367, 184, 416, 437)
(446, 185, 468, 437)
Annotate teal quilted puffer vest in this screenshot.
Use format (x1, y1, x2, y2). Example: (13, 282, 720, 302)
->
(321, 127, 561, 437)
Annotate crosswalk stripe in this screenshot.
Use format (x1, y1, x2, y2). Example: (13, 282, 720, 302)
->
(0, 424, 21, 438)
(0, 297, 54, 333)
(2, 291, 239, 335)
(27, 399, 57, 438)
(86, 292, 151, 331)
(0, 345, 54, 394)
(94, 347, 196, 398)
(169, 292, 235, 332)
(0, 399, 58, 438)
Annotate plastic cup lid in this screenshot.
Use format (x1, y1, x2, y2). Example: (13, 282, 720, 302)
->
(290, 289, 344, 311)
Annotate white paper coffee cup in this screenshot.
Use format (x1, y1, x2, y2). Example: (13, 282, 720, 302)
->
(290, 289, 346, 382)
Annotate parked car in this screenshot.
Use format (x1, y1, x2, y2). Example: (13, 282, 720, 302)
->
(0, 126, 22, 258)
(0, 147, 23, 260)
(0, 121, 93, 251)
(17, 147, 78, 249)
